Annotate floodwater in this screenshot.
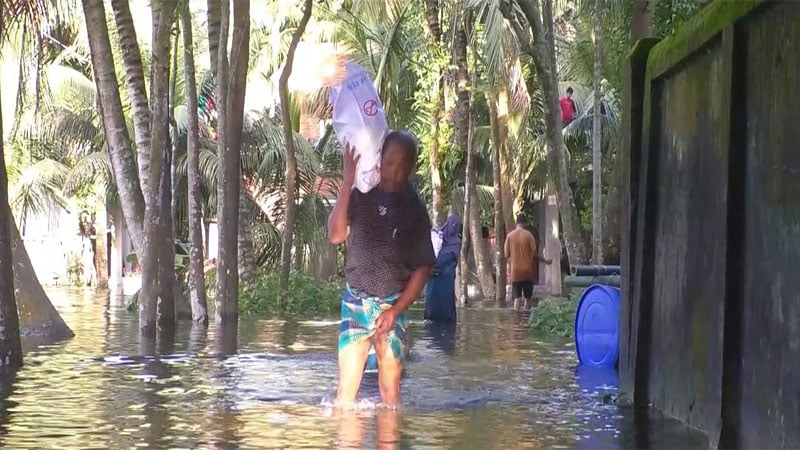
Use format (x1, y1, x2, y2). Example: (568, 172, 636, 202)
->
(0, 288, 708, 449)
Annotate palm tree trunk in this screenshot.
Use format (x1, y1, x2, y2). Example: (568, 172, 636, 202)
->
(278, 0, 313, 292)
(238, 184, 256, 290)
(513, 0, 589, 265)
(141, 0, 178, 335)
(488, 85, 507, 308)
(206, 0, 221, 78)
(167, 27, 192, 321)
(110, 0, 153, 199)
(631, 0, 656, 39)
(470, 52, 495, 303)
(170, 26, 180, 238)
(469, 188, 494, 301)
(81, 0, 146, 255)
(0, 82, 23, 367)
(216, 0, 250, 321)
(497, 84, 515, 235)
(214, 0, 231, 318)
(591, 0, 603, 264)
(424, 0, 446, 227)
(429, 82, 446, 227)
(158, 130, 176, 326)
(455, 12, 475, 303)
(9, 218, 73, 339)
(181, 4, 208, 325)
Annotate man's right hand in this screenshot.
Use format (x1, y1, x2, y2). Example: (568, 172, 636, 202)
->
(342, 143, 361, 191)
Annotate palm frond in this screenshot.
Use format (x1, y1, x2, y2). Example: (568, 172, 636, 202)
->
(2, 0, 49, 39)
(43, 63, 96, 109)
(19, 106, 101, 161)
(449, 183, 497, 222)
(63, 150, 112, 195)
(9, 158, 70, 222)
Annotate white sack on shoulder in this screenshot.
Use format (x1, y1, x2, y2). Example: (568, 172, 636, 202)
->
(329, 61, 389, 193)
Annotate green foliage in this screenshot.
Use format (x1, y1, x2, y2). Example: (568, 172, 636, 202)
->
(529, 293, 581, 337)
(238, 270, 344, 318)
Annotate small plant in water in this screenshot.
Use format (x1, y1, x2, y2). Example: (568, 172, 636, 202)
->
(529, 292, 582, 337)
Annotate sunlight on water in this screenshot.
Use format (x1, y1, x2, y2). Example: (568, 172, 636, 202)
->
(0, 288, 708, 449)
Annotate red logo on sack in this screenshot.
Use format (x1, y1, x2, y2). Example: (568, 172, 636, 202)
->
(363, 99, 378, 116)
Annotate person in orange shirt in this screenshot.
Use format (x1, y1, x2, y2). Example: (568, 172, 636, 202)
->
(505, 214, 552, 310)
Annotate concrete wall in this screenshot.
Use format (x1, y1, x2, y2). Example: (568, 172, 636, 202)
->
(620, 1, 800, 447)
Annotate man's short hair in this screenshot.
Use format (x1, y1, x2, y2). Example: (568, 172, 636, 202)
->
(566, 86, 574, 94)
(516, 213, 525, 225)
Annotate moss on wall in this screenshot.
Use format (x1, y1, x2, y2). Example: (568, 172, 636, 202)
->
(646, 0, 764, 79)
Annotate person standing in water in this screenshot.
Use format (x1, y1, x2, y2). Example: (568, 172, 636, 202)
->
(505, 214, 552, 310)
(424, 213, 462, 324)
(328, 130, 435, 408)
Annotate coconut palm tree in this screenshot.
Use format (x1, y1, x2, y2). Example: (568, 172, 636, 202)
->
(278, 0, 313, 292)
(1, 0, 80, 356)
(1, 0, 83, 367)
(179, 2, 207, 324)
(501, 0, 590, 265)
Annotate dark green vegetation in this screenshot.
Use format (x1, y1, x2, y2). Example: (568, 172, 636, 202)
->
(238, 271, 343, 317)
(529, 292, 580, 338)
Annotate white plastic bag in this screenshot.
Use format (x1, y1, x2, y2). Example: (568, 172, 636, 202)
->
(329, 61, 389, 193)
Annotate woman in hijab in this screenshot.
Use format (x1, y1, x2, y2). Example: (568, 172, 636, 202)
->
(423, 214, 462, 324)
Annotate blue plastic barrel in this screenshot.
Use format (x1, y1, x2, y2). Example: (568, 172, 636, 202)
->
(575, 284, 621, 368)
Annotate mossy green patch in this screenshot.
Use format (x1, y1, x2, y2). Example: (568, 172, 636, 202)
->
(646, 0, 764, 79)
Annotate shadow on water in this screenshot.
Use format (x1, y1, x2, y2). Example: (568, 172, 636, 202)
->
(0, 288, 708, 449)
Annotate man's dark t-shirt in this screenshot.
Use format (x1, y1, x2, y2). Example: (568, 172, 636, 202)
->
(345, 186, 435, 298)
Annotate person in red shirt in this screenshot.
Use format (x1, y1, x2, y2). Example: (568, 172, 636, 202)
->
(559, 86, 578, 127)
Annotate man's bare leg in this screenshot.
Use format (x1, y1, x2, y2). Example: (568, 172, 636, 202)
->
(374, 334, 402, 406)
(335, 338, 371, 407)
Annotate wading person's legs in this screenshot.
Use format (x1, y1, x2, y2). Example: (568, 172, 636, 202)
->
(511, 281, 525, 310)
(521, 280, 534, 310)
(374, 334, 403, 405)
(336, 338, 371, 406)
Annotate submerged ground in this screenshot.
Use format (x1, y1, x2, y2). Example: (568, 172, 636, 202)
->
(0, 288, 707, 449)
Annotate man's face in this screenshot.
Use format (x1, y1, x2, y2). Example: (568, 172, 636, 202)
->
(566, 91, 572, 98)
(379, 142, 413, 186)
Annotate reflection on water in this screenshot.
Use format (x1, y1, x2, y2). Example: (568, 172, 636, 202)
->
(0, 288, 708, 449)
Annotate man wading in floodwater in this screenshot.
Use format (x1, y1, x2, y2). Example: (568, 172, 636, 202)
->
(328, 130, 435, 408)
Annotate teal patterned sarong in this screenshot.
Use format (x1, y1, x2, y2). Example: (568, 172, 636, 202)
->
(338, 285, 408, 363)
